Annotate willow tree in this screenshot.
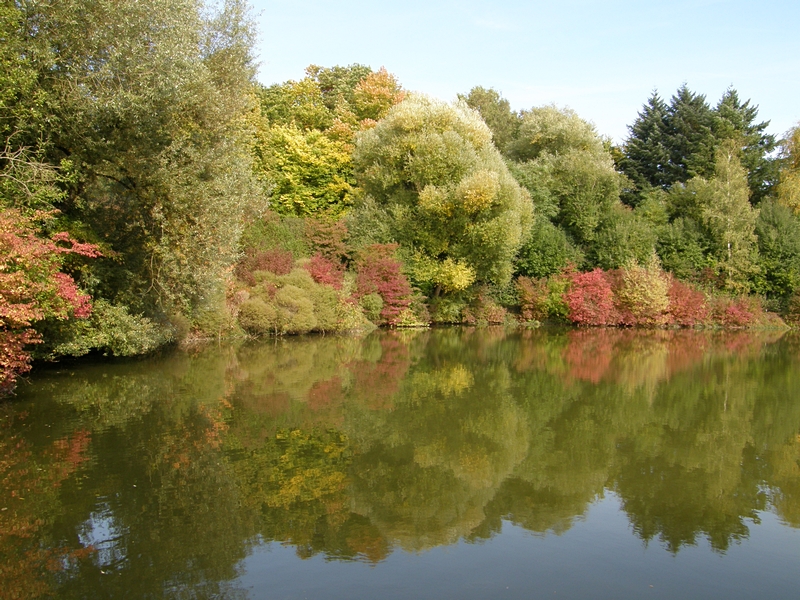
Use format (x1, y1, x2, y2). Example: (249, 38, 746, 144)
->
(4, 0, 261, 326)
(352, 95, 533, 295)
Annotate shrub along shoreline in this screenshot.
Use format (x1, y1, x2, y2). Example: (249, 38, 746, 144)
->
(222, 212, 788, 341)
(3, 2, 799, 394)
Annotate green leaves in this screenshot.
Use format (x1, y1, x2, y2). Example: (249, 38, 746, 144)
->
(352, 95, 533, 292)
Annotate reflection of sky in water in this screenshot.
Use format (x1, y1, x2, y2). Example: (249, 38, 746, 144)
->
(78, 501, 127, 569)
(236, 493, 800, 600)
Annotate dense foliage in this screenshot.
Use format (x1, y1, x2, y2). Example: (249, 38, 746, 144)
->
(2, 2, 800, 392)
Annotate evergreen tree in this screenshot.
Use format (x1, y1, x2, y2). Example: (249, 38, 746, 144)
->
(618, 92, 671, 203)
(664, 84, 717, 184)
(714, 88, 778, 204)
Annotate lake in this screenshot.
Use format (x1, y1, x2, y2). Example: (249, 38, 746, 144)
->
(2, 327, 800, 599)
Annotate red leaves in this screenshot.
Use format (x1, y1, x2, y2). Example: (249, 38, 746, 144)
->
(668, 278, 709, 326)
(303, 253, 344, 290)
(354, 244, 412, 326)
(564, 269, 617, 326)
(235, 248, 295, 284)
(1, 210, 99, 394)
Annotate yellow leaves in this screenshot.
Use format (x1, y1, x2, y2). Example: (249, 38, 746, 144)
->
(437, 258, 476, 292)
(456, 170, 499, 214)
(417, 171, 499, 218)
(777, 126, 800, 214)
(418, 186, 452, 217)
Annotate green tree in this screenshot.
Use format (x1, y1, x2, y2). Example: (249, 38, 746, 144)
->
(753, 200, 800, 300)
(352, 95, 533, 294)
(664, 84, 718, 184)
(6, 0, 262, 326)
(714, 88, 778, 204)
(507, 106, 651, 267)
(776, 125, 800, 214)
(507, 105, 603, 163)
(692, 140, 760, 291)
(616, 92, 671, 205)
(458, 86, 521, 154)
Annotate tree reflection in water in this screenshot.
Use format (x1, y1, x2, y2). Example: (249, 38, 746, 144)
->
(2, 327, 800, 596)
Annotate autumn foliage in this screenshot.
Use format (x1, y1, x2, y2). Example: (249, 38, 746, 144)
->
(1, 210, 100, 394)
(563, 269, 617, 326)
(303, 253, 345, 290)
(354, 244, 412, 325)
(520, 262, 767, 329)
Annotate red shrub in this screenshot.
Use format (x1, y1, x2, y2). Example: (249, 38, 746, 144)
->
(563, 269, 617, 326)
(354, 244, 412, 325)
(1, 210, 99, 394)
(667, 279, 708, 327)
(303, 253, 344, 290)
(305, 218, 349, 262)
(236, 248, 294, 284)
(462, 289, 506, 324)
(710, 296, 758, 328)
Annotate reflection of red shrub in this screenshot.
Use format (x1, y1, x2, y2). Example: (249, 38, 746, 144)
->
(304, 253, 344, 289)
(307, 376, 344, 410)
(355, 244, 412, 325)
(349, 335, 411, 410)
(564, 269, 617, 326)
(562, 329, 615, 382)
(668, 279, 708, 326)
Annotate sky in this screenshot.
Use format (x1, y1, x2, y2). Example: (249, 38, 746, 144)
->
(250, 0, 800, 143)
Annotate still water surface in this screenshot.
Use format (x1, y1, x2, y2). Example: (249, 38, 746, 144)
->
(2, 327, 800, 599)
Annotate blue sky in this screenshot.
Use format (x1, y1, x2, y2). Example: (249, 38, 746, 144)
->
(250, 0, 800, 143)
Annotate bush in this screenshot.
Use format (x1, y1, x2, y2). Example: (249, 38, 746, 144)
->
(462, 288, 507, 325)
(667, 279, 709, 327)
(354, 244, 412, 325)
(37, 300, 173, 359)
(238, 267, 372, 336)
(236, 248, 294, 285)
(1, 209, 100, 392)
(709, 296, 759, 328)
(517, 274, 570, 322)
(238, 297, 279, 336)
(359, 293, 384, 323)
(515, 217, 583, 278)
(613, 257, 670, 326)
(517, 276, 549, 321)
(564, 269, 617, 326)
(786, 290, 800, 324)
(303, 253, 345, 290)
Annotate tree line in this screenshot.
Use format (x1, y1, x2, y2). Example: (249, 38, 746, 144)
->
(2, 0, 800, 392)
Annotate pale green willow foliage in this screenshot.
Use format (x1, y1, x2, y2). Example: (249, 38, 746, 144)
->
(352, 95, 533, 293)
(13, 0, 262, 323)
